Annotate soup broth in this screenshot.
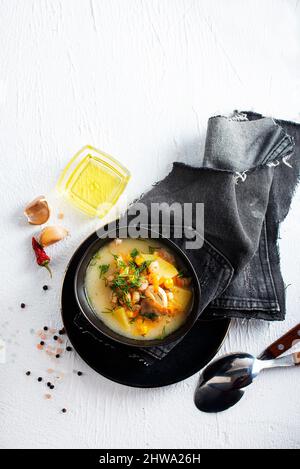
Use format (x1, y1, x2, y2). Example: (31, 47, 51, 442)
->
(85, 238, 193, 340)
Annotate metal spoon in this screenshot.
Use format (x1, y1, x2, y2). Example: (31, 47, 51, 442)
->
(195, 348, 300, 413)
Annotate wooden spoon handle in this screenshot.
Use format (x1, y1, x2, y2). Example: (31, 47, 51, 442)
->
(293, 351, 300, 365)
(258, 323, 300, 360)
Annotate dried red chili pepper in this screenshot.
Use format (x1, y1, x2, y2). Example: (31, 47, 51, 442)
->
(32, 237, 52, 277)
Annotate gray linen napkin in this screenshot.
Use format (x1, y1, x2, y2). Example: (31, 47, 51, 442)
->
(133, 112, 298, 362)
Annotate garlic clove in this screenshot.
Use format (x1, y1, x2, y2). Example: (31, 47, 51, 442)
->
(24, 196, 51, 225)
(38, 226, 68, 247)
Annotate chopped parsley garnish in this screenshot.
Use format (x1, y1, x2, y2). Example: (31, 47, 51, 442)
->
(130, 248, 139, 258)
(112, 254, 127, 269)
(137, 260, 152, 273)
(98, 264, 109, 279)
(90, 252, 101, 266)
(177, 270, 185, 278)
(148, 245, 161, 254)
(111, 277, 129, 292)
(140, 312, 159, 321)
(102, 308, 114, 314)
(129, 317, 137, 324)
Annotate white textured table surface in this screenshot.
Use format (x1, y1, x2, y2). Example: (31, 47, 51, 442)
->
(0, 0, 300, 449)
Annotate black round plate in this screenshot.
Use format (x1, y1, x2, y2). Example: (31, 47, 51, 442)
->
(61, 232, 231, 388)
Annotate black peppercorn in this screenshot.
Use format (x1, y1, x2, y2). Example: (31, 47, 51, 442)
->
(47, 382, 51, 387)
(77, 371, 82, 376)
(38, 377, 42, 382)
(66, 346, 72, 352)
(21, 303, 26, 309)
(59, 328, 65, 335)
(26, 371, 31, 376)
(56, 354, 60, 358)
(53, 335, 58, 341)
(43, 326, 48, 331)
(50, 384, 54, 390)
(61, 408, 67, 413)
(40, 341, 45, 346)
(43, 285, 48, 291)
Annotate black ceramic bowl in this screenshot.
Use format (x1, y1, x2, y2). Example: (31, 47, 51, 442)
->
(74, 226, 201, 347)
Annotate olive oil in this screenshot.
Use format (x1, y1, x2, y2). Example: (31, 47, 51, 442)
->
(57, 146, 130, 217)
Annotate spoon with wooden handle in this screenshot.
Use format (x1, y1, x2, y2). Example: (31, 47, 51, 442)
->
(258, 322, 300, 360)
(194, 323, 300, 413)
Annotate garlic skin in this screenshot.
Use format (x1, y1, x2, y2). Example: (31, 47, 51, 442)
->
(38, 226, 68, 247)
(24, 196, 51, 225)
